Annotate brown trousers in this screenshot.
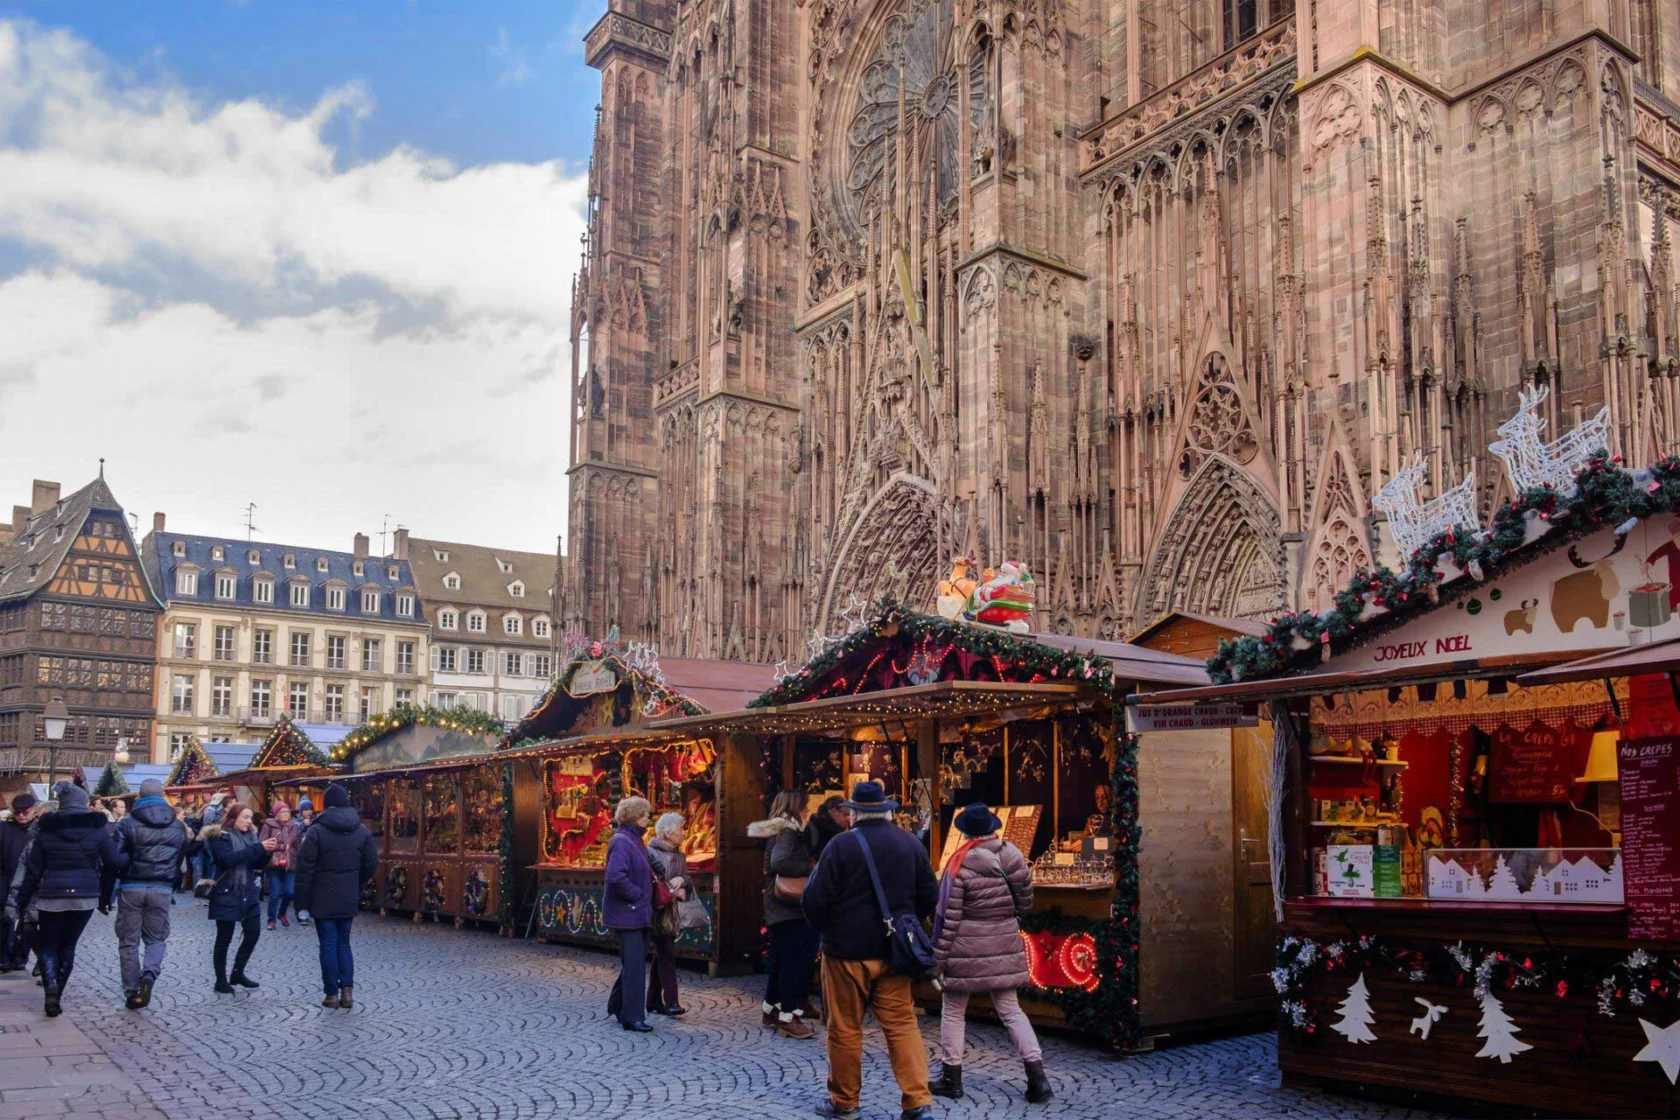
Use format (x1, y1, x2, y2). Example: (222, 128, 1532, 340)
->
(820, 956, 931, 1112)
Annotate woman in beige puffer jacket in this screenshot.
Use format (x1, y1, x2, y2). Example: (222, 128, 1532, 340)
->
(930, 802, 1051, 1105)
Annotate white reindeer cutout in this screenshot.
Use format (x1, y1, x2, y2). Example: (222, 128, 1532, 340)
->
(1488, 384, 1610, 497)
(1410, 997, 1449, 1041)
(1373, 453, 1479, 561)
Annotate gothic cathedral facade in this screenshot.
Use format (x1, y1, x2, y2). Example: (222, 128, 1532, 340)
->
(559, 0, 1680, 660)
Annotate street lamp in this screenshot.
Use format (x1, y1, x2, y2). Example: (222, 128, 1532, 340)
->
(42, 698, 68, 794)
(114, 737, 132, 766)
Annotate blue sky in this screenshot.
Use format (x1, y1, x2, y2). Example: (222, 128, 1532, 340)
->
(0, 5, 599, 556)
(0, 0, 603, 168)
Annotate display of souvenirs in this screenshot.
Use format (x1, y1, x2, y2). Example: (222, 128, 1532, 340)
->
(422, 773, 461, 855)
(461, 766, 501, 854)
(1030, 846, 1114, 888)
(538, 743, 718, 870)
(388, 779, 420, 852)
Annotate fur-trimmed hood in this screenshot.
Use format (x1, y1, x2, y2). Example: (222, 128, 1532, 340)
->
(747, 816, 802, 840)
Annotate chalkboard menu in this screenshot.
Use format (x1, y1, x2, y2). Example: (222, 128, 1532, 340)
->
(1619, 735, 1680, 940)
(1489, 721, 1575, 803)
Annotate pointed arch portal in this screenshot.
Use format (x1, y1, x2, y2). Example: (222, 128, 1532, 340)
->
(1140, 456, 1284, 625)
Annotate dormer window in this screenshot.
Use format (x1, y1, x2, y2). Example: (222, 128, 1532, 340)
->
(283, 553, 295, 570)
(352, 561, 364, 579)
(466, 610, 486, 634)
(438, 608, 458, 631)
(508, 580, 525, 598)
(316, 557, 329, 573)
(175, 568, 198, 595)
(434, 549, 449, 562)
(211, 545, 224, 562)
(387, 565, 399, 581)
(214, 571, 236, 600)
(247, 549, 260, 565)
(504, 614, 523, 636)
(443, 572, 461, 591)
(533, 617, 551, 639)
(171, 541, 186, 558)
(496, 558, 513, 574)
(362, 589, 381, 613)
(290, 581, 310, 607)
(253, 575, 274, 604)
(54, 525, 64, 542)
(397, 592, 415, 616)
(326, 584, 346, 611)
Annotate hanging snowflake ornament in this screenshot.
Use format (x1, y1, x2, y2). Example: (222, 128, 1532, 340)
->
(1488, 383, 1611, 498)
(1372, 453, 1480, 561)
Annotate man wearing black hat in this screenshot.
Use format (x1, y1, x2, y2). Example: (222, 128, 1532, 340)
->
(0, 794, 37, 972)
(801, 781, 937, 1120)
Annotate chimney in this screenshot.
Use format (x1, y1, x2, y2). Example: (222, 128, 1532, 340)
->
(392, 527, 409, 560)
(30, 481, 60, 515)
(153, 512, 166, 533)
(353, 532, 370, 559)
(12, 506, 28, 536)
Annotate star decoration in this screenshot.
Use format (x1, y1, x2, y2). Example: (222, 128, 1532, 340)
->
(1634, 1017, 1680, 1085)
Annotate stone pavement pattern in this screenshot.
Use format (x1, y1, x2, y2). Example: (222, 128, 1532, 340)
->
(0, 905, 1447, 1120)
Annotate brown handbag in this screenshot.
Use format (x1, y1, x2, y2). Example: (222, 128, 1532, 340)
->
(772, 875, 808, 904)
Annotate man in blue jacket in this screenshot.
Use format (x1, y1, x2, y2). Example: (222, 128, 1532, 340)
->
(100, 779, 197, 1009)
(802, 782, 937, 1120)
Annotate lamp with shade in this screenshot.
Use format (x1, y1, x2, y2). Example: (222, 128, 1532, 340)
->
(41, 698, 68, 792)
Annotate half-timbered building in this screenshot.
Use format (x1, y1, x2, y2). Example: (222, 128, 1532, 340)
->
(0, 477, 163, 785)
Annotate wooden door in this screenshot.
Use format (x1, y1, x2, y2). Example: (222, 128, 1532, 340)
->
(1231, 721, 1276, 1000)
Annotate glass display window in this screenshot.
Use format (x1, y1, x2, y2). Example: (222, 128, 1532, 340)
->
(462, 765, 501, 854)
(423, 772, 462, 855)
(388, 778, 420, 853)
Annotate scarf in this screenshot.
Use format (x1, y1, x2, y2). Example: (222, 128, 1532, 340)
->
(932, 838, 984, 943)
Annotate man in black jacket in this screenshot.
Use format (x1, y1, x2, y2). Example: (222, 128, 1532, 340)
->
(100, 779, 196, 1009)
(0, 794, 37, 972)
(293, 783, 377, 1009)
(802, 782, 937, 1120)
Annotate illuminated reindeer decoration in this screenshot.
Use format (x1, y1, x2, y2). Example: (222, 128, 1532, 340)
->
(1372, 454, 1480, 561)
(1488, 384, 1610, 498)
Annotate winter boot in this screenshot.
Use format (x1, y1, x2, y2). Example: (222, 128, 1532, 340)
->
(777, 1012, 817, 1040)
(322, 991, 341, 1009)
(231, 972, 260, 989)
(930, 1063, 963, 1099)
(762, 1001, 777, 1028)
(42, 980, 60, 1017)
(1024, 1059, 1053, 1104)
(338, 984, 353, 1009)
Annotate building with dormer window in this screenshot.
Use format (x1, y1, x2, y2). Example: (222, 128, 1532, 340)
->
(143, 521, 430, 763)
(399, 531, 554, 724)
(0, 476, 164, 784)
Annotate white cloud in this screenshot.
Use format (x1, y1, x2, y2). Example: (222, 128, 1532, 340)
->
(0, 20, 585, 554)
(489, 28, 533, 88)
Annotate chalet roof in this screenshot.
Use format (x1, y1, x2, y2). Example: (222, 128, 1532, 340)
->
(659, 656, 779, 712)
(406, 537, 555, 614)
(204, 742, 261, 773)
(145, 531, 420, 624)
(0, 477, 160, 606)
(1127, 612, 1269, 645)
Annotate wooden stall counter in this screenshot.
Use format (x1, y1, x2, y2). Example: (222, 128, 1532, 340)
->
(531, 863, 717, 961)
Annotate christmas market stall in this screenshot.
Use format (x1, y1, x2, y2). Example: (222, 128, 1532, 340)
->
(277, 704, 505, 925)
(215, 716, 340, 813)
(648, 588, 1268, 1049)
(164, 736, 223, 806)
(1138, 426, 1680, 1115)
(500, 637, 774, 965)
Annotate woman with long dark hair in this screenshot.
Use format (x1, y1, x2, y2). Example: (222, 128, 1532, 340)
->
(746, 789, 820, 1039)
(203, 803, 275, 993)
(9, 784, 106, 1016)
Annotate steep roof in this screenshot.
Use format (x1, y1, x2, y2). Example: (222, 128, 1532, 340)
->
(406, 537, 554, 614)
(145, 531, 421, 625)
(0, 477, 161, 606)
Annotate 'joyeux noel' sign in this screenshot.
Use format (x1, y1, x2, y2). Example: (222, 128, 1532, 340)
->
(1327, 518, 1680, 671)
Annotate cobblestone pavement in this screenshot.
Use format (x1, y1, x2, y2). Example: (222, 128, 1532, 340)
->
(0, 902, 1448, 1120)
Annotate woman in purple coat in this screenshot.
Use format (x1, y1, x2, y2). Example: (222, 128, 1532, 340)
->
(603, 797, 655, 1032)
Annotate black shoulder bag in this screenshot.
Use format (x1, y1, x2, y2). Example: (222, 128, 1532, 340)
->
(853, 830, 935, 978)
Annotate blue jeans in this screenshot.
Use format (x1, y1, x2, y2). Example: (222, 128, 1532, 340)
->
(316, 918, 354, 995)
(266, 869, 294, 921)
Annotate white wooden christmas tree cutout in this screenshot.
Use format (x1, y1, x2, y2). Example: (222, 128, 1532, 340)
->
(1632, 1018, 1680, 1085)
(1409, 998, 1448, 1040)
(1372, 453, 1479, 561)
(1488, 383, 1610, 497)
(1474, 993, 1533, 1063)
(1330, 973, 1378, 1044)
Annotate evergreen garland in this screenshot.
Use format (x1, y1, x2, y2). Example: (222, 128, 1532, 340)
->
(1273, 931, 1680, 1038)
(1208, 452, 1680, 683)
(93, 759, 128, 798)
(165, 737, 220, 787)
(330, 703, 505, 764)
(750, 601, 1118, 709)
(497, 760, 515, 931)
